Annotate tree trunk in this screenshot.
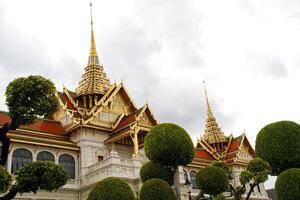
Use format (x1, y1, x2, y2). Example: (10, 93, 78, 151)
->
(0, 123, 11, 166)
(245, 183, 257, 200)
(173, 166, 182, 200)
(0, 184, 19, 200)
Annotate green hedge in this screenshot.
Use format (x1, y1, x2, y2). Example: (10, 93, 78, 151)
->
(140, 161, 173, 185)
(88, 178, 134, 200)
(140, 178, 176, 200)
(275, 168, 300, 200)
(144, 123, 194, 166)
(196, 166, 229, 195)
(255, 121, 300, 175)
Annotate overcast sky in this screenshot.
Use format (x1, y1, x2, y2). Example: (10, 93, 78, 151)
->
(1, 0, 300, 189)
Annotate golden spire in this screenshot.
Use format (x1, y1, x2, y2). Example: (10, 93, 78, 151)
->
(89, 2, 98, 62)
(76, 2, 111, 97)
(202, 81, 226, 145)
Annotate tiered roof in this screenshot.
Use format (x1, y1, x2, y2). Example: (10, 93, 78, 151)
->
(189, 86, 255, 169)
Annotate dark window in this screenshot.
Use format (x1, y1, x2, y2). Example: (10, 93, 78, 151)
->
(257, 184, 261, 193)
(11, 148, 32, 174)
(37, 151, 55, 162)
(190, 170, 197, 189)
(183, 169, 189, 183)
(59, 154, 75, 179)
(98, 156, 103, 162)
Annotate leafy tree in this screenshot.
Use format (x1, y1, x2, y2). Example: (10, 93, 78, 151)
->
(275, 168, 300, 200)
(144, 123, 195, 199)
(0, 75, 59, 166)
(211, 159, 270, 200)
(255, 121, 300, 175)
(0, 161, 68, 200)
(140, 178, 176, 200)
(87, 178, 134, 200)
(140, 161, 173, 185)
(196, 166, 229, 196)
(240, 158, 271, 200)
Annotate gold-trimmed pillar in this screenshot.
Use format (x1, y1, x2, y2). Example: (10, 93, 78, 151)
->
(131, 128, 139, 159)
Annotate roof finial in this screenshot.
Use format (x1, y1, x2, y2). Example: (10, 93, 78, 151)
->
(89, 2, 98, 60)
(203, 81, 212, 113)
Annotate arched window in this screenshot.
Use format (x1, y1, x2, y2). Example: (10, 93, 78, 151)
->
(189, 170, 197, 189)
(59, 154, 75, 179)
(37, 151, 55, 162)
(11, 148, 32, 174)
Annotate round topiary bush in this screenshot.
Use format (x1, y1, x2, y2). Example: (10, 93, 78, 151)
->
(0, 165, 12, 193)
(140, 161, 173, 185)
(140, 178, 176, 200)
(16, 161, 68, 193)
(88, 178, 134, 200)
(255, 121, 300, 175)
(275, 168, 300, 200)
(144, 123, 194, 166)
(196, 166, 229, 195)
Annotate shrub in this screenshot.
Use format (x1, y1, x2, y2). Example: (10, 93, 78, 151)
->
(275, 168, 300, 200)
(140, 178, 176, 200)
(255, 121, 300, 175)
(140, 161, 173, 185)
(16, 161, 68, 193)
(196, 166, 229, 195)
(0, 165, 12, 193)
(144, 123, 194, 166)
(88, 178, 134, 200)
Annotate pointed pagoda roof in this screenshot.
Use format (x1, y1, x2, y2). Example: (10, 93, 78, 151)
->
(202, 82, 226, 144)
(76, 3, 111, 97)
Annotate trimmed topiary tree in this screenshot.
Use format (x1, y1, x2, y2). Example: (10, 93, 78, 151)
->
(196, 166, 229, 196)
(140, 161, 173, 185)
(255, 121, 300, 175)
(0, 161, 68, 200)
(0, 166, 12, 193)
(87, 178, 134, 200)
(144, 123, 194, 198)
(275, 168, 300, 200)
(144, 123, 194, 167)
(140, 178, 176, 200)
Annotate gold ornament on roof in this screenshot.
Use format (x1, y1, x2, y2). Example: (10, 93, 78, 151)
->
(202, 81, 226, 144)
(76, 2, 111, 97)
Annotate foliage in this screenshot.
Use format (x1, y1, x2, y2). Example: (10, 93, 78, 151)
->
(144, 123, 194, 167)
(5, 75, 59, 129)
(196, 166, 229, 195)
(255, 121, 300, 175)
(0, 166, 12, 193)
(275, 168, 300, 200)
(212, 193, 226, 200)
(16, 161, 68, 194)
(87, 178, 134, 200)
(140, 161, 173, 185)
(140, 178, 176, 200)
(211, 160, 229, 176)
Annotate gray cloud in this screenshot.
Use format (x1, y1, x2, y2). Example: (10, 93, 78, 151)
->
(247, 53, 288, 79)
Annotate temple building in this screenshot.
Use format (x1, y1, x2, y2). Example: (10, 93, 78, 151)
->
(0, 5, 269, 200)
(181, 87, 269, 200)
(0, 5, 158, 200)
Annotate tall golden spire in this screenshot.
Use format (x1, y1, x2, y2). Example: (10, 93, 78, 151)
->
(88, 2, 98, 63)
(76, 2, 111, 98)
(202, 81, 226, 145)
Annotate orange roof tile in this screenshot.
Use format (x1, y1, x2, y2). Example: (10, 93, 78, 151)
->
(195, 149, 215, 160)
(0, 112, 65, 135)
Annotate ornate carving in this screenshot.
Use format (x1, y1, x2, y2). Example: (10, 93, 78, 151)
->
(236, 145, 253, 161)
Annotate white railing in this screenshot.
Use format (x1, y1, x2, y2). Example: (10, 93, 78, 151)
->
(80, 152, 142, 187)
